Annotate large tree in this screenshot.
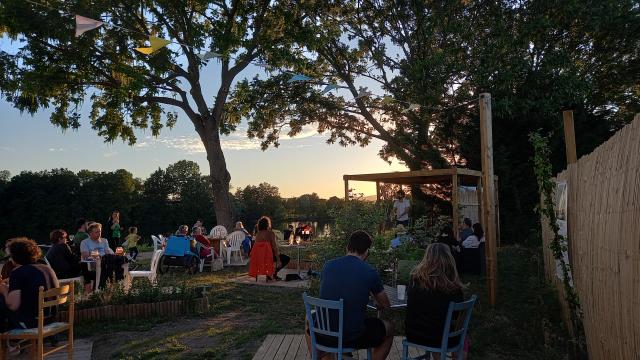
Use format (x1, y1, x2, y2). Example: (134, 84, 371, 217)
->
(0, 0, 305, 227)
(231, 0, 639, 238)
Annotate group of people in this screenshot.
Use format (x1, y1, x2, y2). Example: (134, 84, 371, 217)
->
(436, 218, 486, 274)
(309, 231, 468, 360)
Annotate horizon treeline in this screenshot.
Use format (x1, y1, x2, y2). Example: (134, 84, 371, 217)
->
(0, 160, 343, 244)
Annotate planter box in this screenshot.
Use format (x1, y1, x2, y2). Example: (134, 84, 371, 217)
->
(58, 297, 208, 323)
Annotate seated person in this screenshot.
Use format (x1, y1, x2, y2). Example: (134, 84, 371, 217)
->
(46, 229, 81, 279)
(405, 243, 464, 358)
(390, 224, 412, 248)
(80, 222, 114, 292)
(192, 227, 212, 258)
(1, 239, 18, 280)
(283, 224, 294, 245)
(0, 237, 59, 331)
(234, 222, 252, 256)
(308, 230, 394, 360)
(175, 225, 190, 236)
(436, 226, 460, 254)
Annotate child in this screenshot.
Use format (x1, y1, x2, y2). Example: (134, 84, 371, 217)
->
(125, 227, 141, 260)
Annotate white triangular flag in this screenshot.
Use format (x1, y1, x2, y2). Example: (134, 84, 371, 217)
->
(198, 51, 223, 61)
(75, 15, 103, 37)
(288, 74, 313, 83)
(254, 62, 274, 70)
(354, 88, 373, 99)
(402, 103, 421, 113)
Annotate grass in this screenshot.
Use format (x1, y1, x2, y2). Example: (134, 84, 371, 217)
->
(78, 245, 568, 359)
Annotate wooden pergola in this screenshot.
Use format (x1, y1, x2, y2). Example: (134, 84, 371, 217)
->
(343, 167, 500, 242)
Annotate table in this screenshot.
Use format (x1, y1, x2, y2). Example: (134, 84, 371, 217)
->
(367, 284, 407, 311)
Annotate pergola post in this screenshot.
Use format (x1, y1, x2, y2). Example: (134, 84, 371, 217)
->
(562, 110, 577, 164)
(476, 177, 483, 224)
(451, 170, 460, 239)
(376, 181, 381, 202)
(480, 93, 497, 306)
(344, 178, 349, 200)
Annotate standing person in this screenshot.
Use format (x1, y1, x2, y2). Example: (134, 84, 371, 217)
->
(124, 227, 141, 260)
(308, 230, 394, 360)
(461, 223, 484, 275)
(392, 190, 411, 226)
(283, 224, 294, 245)
(106, 210, 122, 251)
(253, 216, 290, 280)
(405, 243, 465, 359)
(45, 229, 81, 279)
(73, 218, 89, 246)
(458, 218, 473, 243)
(0, 237, 59, 331)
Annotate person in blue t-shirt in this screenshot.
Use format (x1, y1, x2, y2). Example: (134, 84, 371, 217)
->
(308, 230, 393, 360)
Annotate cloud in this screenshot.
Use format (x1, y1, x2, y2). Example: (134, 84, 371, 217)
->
(103, 150, 118, 158)
(48, 148, 64, 152)
(1, 146, 16, 152)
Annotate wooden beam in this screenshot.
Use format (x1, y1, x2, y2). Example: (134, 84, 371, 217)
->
(476, 177, 483, 225)
(376, 181, 381, 202)
(562, 110, 578, 165)
(452, 172, 460, 240)
(479, 93, 498, 306)
(494, 178, 501, 248)
(344, 179, 349, 200)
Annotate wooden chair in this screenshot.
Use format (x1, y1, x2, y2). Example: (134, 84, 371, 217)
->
(0, 282, 75, 359)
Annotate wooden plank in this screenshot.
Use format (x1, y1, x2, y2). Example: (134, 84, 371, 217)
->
(479, 92, 497, 306)
(562, 110, 577, 164)
(274, 334, 295, 360)
(388, 336, 402, 360)
(252, 334, 277, 360)
(294, 335, 309, 360)
(344, 179, 349, 200)
(262, 334, 285, 360)
(283, 335, 304, 360)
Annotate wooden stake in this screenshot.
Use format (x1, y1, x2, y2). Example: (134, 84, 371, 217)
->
(563, 110, 578, 164)
(376, 181, 381, 202)
(479, 93, 498, 306)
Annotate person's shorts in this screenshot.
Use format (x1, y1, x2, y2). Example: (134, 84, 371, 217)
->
(396, 219, 409, 226)
(314, 318, 387, 349)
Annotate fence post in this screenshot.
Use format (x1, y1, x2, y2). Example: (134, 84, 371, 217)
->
(562, 110, 577, 164)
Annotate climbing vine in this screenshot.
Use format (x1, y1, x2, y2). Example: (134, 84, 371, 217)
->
(530, 131, 587, 359)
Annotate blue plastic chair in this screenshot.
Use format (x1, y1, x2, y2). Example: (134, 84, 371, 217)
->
(303, 293, 372, 360)
(402, 295, 477, 360)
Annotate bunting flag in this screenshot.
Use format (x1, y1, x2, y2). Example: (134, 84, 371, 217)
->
(75, 15, 103, 37)
(198, 51, 223, 61)
(135, 36, 171, 55)
(381, 95, 395, 105)
(254, 62, 275, 70)
(321, 84, 342, 94)
(402, 103, 421, 113)
(354, 88, 373, 100)
(288, 74, 313, 83)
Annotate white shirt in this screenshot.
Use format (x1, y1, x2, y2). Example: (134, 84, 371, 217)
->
(462, 235, 484, 249)
(393, 198, 410, 221)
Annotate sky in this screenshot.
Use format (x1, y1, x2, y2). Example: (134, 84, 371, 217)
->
(0, 41, 406, 199)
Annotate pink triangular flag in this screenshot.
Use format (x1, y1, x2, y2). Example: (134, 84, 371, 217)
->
(75, 15, 103, 37)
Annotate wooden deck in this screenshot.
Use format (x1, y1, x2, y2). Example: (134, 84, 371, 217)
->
(252, 334, 426, 360)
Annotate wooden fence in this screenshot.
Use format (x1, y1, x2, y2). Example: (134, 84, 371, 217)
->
(540, 114, 640, 359)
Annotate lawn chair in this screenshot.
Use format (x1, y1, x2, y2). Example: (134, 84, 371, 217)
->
(303, 292, 372, 360)
(0, 282, 75, 359)
(224, 231, 245, 265)
(128, 249, 163, 285)
(401, 295, 477, 360)
(196, 243, 222, 272)
(159, 236, 199, 274)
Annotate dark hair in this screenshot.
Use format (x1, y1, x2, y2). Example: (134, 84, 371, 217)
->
(463, 218, 472, 227)
(9, 237, 41, 265)
(397, 189, 405, 197)
(257, 216, 272, 231)
(49, 229, 67, 245)
(129, 226, 137, 234)
(347, 230, 372, 255)
(75, 218, 87, 230)
(439, 226, 454, 239)
(473, 223, 484, 239)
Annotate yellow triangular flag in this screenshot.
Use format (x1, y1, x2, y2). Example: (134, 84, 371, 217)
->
(135, 36, 171, 55)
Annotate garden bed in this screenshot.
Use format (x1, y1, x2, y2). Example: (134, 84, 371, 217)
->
(58, 296, 209, 323)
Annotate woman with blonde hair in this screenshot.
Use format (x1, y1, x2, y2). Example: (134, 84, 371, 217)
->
(405, 243, 465, 353)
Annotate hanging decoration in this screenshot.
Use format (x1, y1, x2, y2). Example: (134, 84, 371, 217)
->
(288, 74, 313, 83)
(354, 88, 373, 99)
(402, 103, 421, 113)
(135, 36, 171, 55)
(75, 15, 103, 37)
(198, 51, 224, 61)
(321, 84, 343, 94)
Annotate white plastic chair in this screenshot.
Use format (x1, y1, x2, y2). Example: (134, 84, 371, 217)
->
(151, 235, 164, 252)
(129, 249, 163, 285)
(225, 231, 245, 265)
(208, 225, 228, 240)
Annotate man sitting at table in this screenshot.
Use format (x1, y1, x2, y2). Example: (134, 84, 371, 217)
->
(307, 230, 393, 360)
(80, 222, 114, 292)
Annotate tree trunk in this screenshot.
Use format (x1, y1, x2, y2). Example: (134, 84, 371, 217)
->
(200, 123, 234, 229)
